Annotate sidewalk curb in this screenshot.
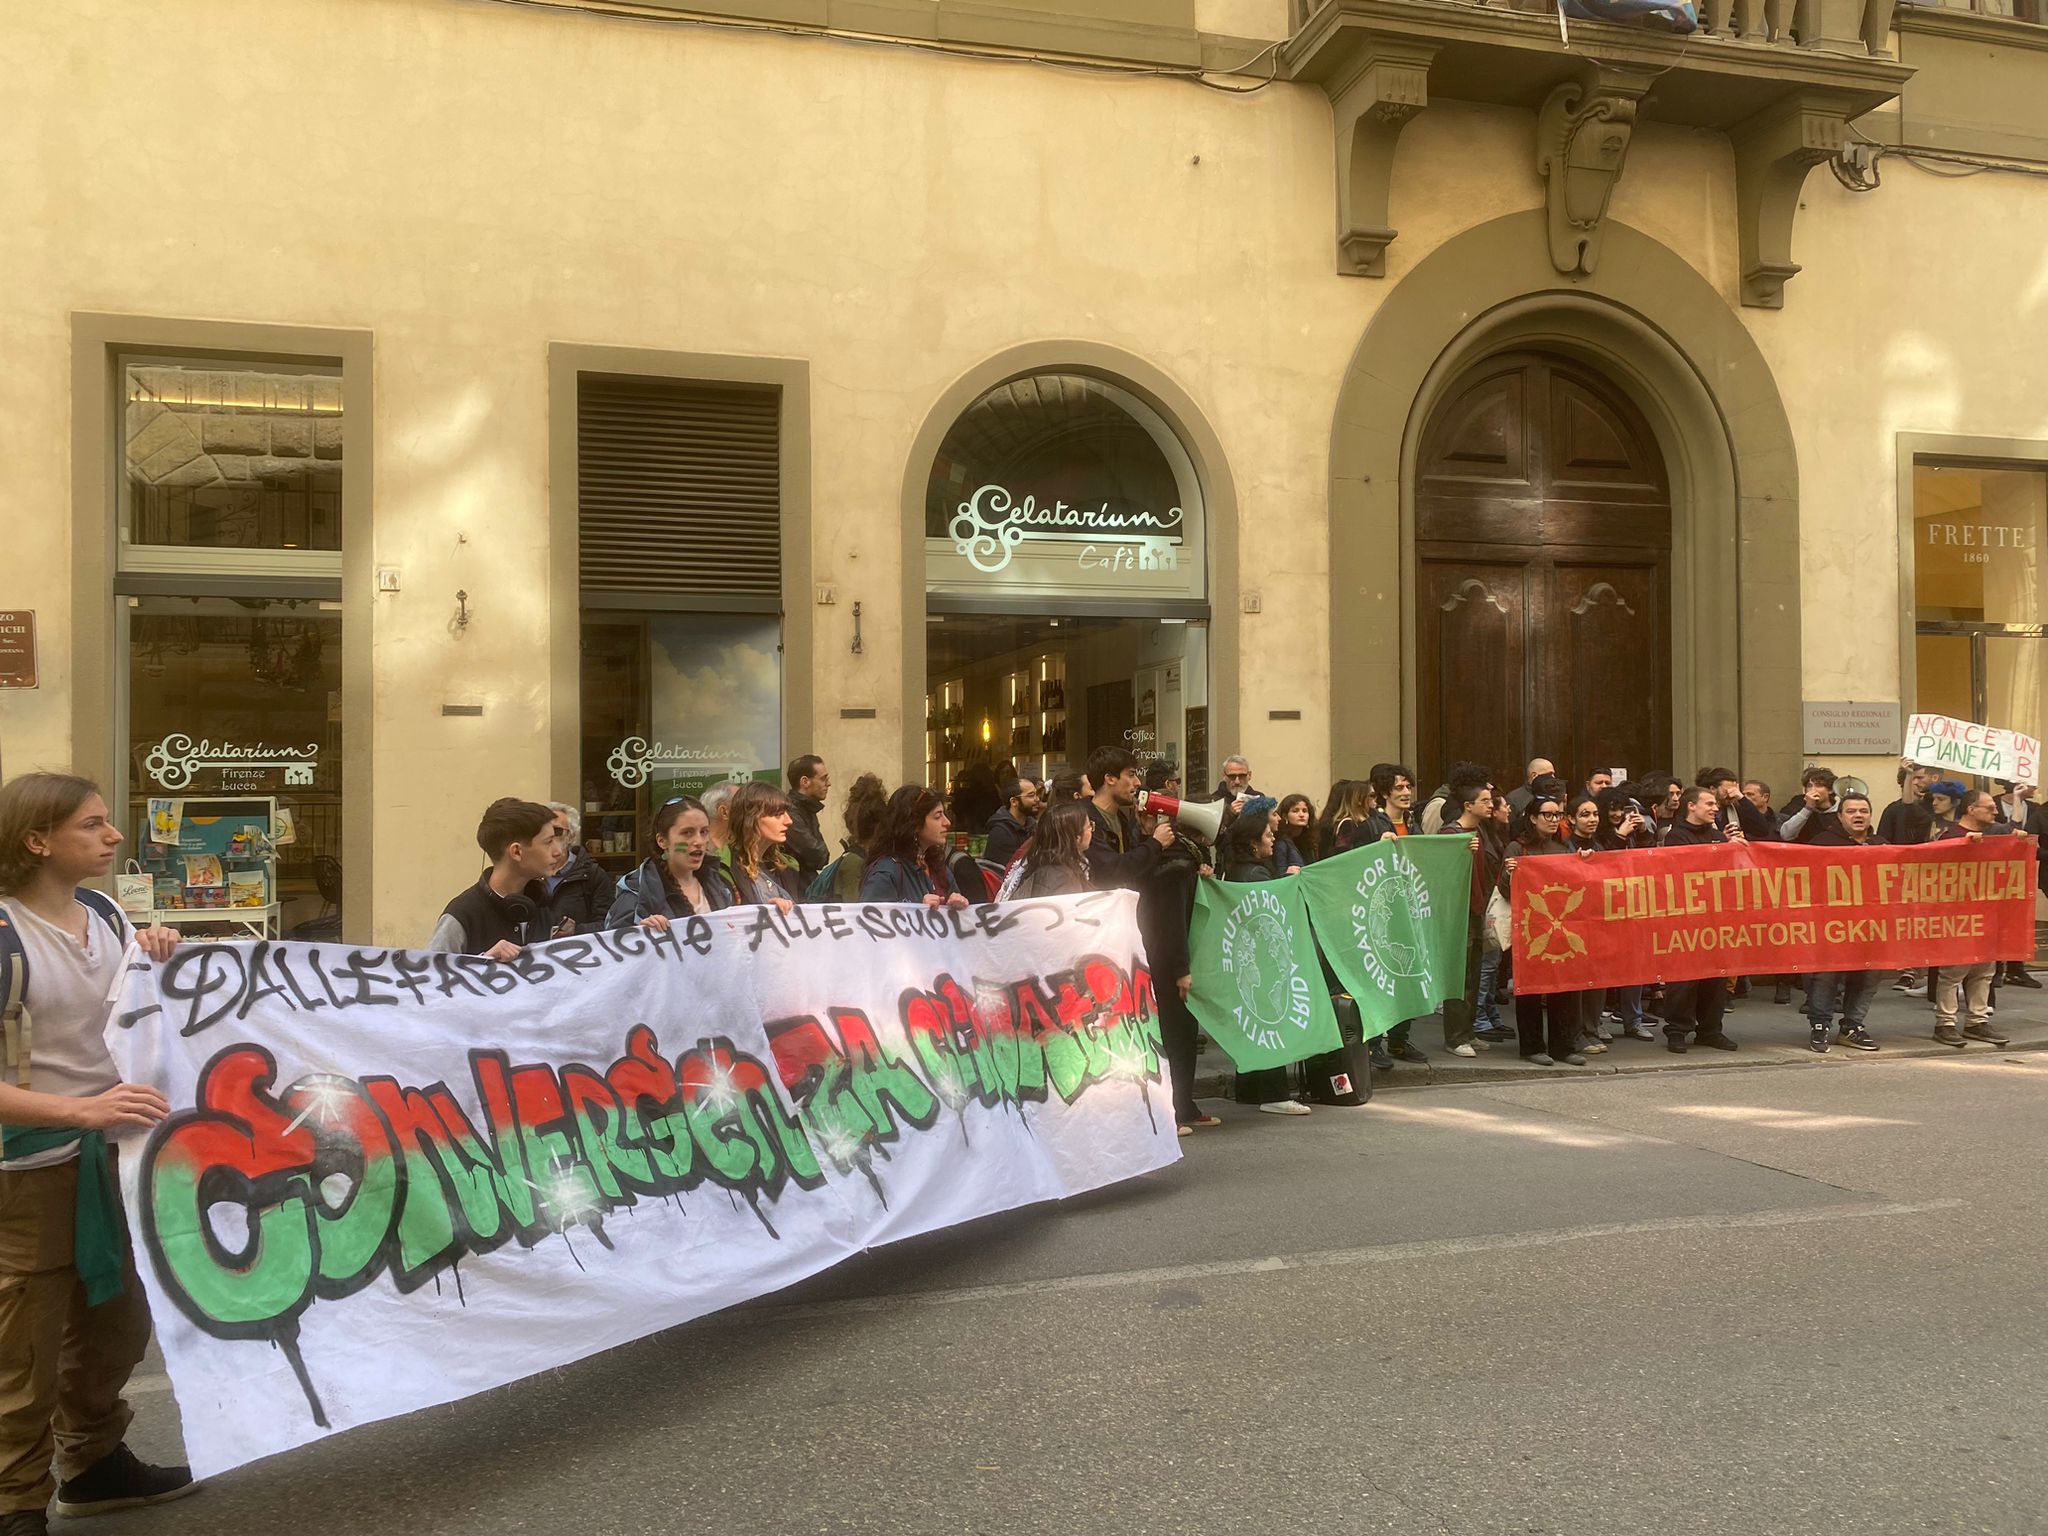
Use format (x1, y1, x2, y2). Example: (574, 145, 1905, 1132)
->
(1190, 1035, 2048, 1098)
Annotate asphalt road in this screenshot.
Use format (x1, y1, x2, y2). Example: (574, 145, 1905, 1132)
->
(104, 1041, 2048, 1536)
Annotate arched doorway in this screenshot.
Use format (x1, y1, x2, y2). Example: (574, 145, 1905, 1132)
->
(1414, 350, 1672, 783)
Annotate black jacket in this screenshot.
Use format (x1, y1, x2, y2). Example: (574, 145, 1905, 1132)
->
(1812, 825, 1887, 848)
(1661, 819, 1726, 848)
(1362, 808, 1417, 843)
(1272, 835, 1308, 876)
(604, 857, 736, 929)
(1778, 800, 1841, 845)
(984, 808, 1032, 869)
(786, 793, 830, 881)
(1878, 798, 1933, 847)
(1084, 802, 1163, 889)
(1137, 842, 1204, 986)
(545, 846, 618, 936)
(859, 854, 937, 904)
(438, 871, 549, 954)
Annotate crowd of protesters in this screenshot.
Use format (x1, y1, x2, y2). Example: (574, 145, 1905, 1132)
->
(0, 746, 2039, 1531)
(398, 745, 2047, 1126)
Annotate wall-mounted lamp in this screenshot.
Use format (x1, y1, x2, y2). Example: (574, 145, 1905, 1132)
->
(980, 717, 992, 745)
(455, 590, 470, 631)
(851, 600, 864, 655)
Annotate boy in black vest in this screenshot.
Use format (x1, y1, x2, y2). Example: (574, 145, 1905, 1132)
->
(0, 772, 194, 1533)
(426, 799, 566, 957)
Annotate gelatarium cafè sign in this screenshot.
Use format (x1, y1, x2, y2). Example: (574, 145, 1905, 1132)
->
(928, 482, 1206, 604)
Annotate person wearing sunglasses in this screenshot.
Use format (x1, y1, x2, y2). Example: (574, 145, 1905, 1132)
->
(606, 795, 735, 931)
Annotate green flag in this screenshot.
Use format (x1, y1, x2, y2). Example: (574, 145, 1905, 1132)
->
(1186, 876, 1343, 1071)
(1299, 836, 1473, 1039)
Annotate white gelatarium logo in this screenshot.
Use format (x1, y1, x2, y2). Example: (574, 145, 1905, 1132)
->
(605, 737, 747, 789)
(1219, 888, 1313, 1053)
(144, 734, 318, 790)
(1350, 844, 1436, 998)
(949, 485, 1184, 574)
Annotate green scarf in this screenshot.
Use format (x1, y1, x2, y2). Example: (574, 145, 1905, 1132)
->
(0, 1125, 123, 1306)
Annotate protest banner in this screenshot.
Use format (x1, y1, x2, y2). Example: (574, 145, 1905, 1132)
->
(105, 892, 1176, 1477)
(1510, 838, 2037, 994)
(1187, 876, 1341, 1068)
(1298, 837, 1472, 1038)
(1903, 712, 2039, 787)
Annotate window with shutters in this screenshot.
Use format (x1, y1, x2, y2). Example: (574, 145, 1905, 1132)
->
(575, 374, 786, 875)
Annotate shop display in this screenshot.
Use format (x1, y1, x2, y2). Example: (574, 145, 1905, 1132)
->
(129, 796, 280, 937)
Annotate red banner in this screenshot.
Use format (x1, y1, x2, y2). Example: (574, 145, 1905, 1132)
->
(1510, 838, 2038, 994)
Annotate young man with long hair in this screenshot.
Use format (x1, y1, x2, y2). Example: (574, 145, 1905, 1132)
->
(0, 773, 195, 1532)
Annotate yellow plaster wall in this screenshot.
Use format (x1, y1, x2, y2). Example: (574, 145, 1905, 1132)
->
(2, 0, 1806, 941)
(1741, 163, 2048, 710)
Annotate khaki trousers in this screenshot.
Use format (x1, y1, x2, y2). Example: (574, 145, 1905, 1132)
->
(0, 1157, 152, 1514)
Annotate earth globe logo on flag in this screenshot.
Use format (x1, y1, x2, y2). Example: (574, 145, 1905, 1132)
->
(1219, 888, 1314, 1052)
(1351, 844, 1436, 997)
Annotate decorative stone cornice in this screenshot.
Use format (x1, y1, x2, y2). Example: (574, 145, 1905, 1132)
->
(1535, 66, 1658, 278)
(1328, 40, 1440, 277)
(1731, 92, 1858, 308)
(1283, 0, 1911, 305)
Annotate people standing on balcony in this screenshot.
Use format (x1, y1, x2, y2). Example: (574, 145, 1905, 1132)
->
(427, 798, 567, 957)
(607, 795, 735, 930)
(784, 755, 833, 886)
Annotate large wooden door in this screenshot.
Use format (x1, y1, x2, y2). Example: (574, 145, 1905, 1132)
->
(1416, 352, 1671, 785)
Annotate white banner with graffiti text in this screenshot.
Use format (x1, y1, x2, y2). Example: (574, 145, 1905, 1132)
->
(106, 891, 1175, 1477)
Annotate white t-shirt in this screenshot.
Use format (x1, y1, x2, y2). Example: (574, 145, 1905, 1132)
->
(0, 896, 126, 1169)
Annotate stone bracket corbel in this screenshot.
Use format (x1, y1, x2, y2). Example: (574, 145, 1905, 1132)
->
(1535, 65, 1659, 279)
(1732, 93, 1855, 309)
(1329, 41, 1438, 278)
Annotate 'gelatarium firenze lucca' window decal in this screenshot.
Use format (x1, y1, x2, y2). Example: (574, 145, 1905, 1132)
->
(926, 373, 1206, 603)
(145, 734, 320, 789)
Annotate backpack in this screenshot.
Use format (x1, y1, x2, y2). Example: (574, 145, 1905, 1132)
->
(0, 890, 129, 1091)
(804, 857, 845, 903)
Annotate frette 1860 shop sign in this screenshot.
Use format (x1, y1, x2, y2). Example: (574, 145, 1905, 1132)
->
(950, 485, 1184, 574)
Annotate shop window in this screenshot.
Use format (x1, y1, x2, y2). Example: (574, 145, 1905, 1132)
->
(1913, 462, 2048, 748)
(120, 357, 344, 577)
(576, 374, 785, 874)
(924, 371, 1210, 841)
(125, 599, 342, 935)
(115, 349, 347, 939)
